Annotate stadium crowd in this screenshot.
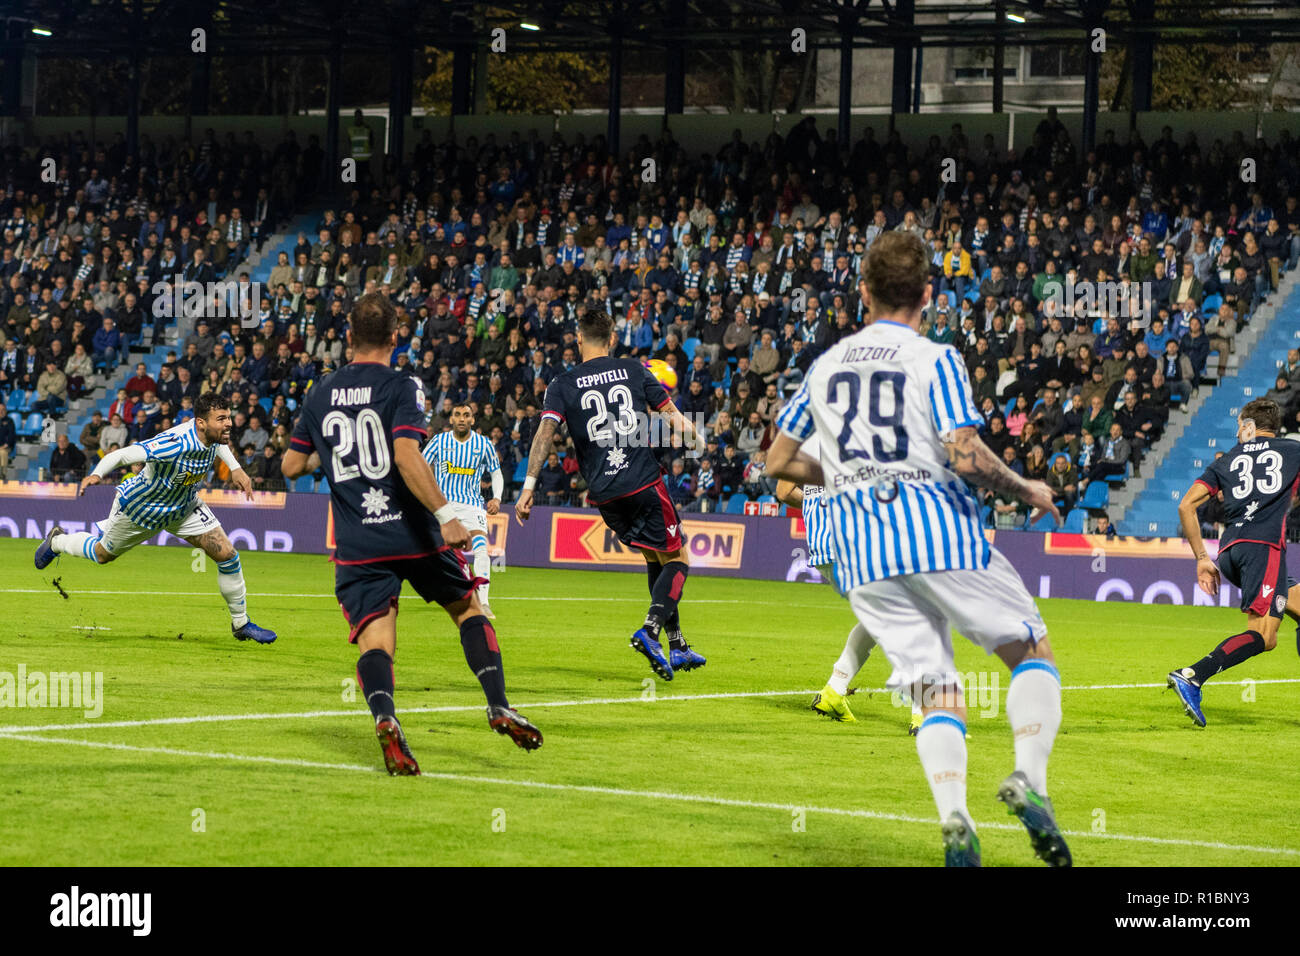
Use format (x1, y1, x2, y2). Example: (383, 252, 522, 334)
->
(3, 114, 1298, 527)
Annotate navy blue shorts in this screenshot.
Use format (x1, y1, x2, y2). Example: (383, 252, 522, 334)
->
(1218, 543, 1295, 619)
(597, 478, 684, 554)
(334, 550, 486, 643)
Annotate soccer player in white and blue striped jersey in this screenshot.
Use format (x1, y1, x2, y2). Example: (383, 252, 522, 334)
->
(767, 232, 1068, 867)
(422, 404, 504, 617)
(34, 393, 277, 644)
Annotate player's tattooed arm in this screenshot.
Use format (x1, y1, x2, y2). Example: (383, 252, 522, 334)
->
(766, 432, 825, 486)
(1177, 481, 1220, 595)
(944, 426, 1060, 525)
(524, 416, 559, 481)
(515, 415, 558, 524)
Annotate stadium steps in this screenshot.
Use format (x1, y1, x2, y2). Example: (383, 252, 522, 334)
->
(16, 212, 322, 481)
(1118, 272, 1300, 536)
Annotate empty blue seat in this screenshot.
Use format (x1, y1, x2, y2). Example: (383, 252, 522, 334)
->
(1202, 293, 1223, 313)
(512, 459, 528, 484)
(683, 337, 700, 360)
(1026, 511, 1057, 532)
(725, 493, 749, 514)
(292, 475, 315, 493)
(1079, 481, 1110, 510)
(24, 412, 42, 436)
(757, 494, 776, 504)
(1064, 508, 1087, 533)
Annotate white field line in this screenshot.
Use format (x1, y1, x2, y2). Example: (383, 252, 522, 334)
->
(1, 679, 1295, 736)
(0, 731, 1294, 859)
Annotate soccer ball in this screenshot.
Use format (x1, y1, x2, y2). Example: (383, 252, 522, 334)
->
(644, 359, 677, 390)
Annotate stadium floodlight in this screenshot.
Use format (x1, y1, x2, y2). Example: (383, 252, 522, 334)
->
(30, 26, 52, 36)
(520, 21, 541, 31)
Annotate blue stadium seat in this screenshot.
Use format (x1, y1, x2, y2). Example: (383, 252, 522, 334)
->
(756, 494, 776, 504)
(512, 459, 528, 484)
(1079, 480, 1110, 510)
(1092, 317, 1104, 334)
(1064, 508, 1087, 533)
(683, 337, 700, 360)
(259, 397, 272, 414)
(980, 504, 993, 527)
(24, 412, 41, 437)
(725, 493, 748, 514)
(7, 412, 20, 436)
(1104, 462, 1130, 484)
(1028, 511, 1057, 532)
(292, 475, 315, 493)
(1202, 293, 1223, 314)
(16, 390, 33, 413)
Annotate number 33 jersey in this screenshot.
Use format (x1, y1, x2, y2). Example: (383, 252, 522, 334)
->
(541, 356, 671, 504)
(777, 319, 989, 588)
(291, 361, 441, 563)
(1195, 438, 1300, 552)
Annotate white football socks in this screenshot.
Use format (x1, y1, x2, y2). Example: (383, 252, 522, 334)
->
(472, 539, 491, 604)
(916, 711, 970, 825)
(51, 531, 103, 563)
(1006, 660, 1062, 795)
(217, 555, 250, 628)
(827, 622, 876, 695)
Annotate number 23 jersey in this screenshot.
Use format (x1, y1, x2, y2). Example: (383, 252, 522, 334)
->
(540, 356, 671, 504)
(291, 361, 441, 563)
(1195, 437, 1300, 551)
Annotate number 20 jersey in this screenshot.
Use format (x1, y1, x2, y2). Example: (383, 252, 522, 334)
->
(291, 361, 440, 563)
(777, 319, 989, 589)
(541, 356, 671, 504)
(1195, 437, 1300, 552)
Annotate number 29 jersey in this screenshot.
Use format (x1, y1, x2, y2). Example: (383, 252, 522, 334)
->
(290, 361, 440, 563)
(540, 355, 672, 504)
(1194, 437, 1300, 552)
(777, 319, 989, 589)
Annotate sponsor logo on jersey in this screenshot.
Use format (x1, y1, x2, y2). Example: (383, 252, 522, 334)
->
(1262, 583, 1274, 598)
(360, 486, 402, 525)
(1277, 594, 1288, 613)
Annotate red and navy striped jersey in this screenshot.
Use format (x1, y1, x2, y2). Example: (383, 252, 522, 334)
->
(541, 356, 670, 503)
(291, 362, 439, 563)
(1196, 437, 1300, 552)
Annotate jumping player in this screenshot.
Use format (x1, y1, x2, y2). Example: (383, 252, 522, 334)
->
(282, 293, 540, 775)
(34, 392, 278, 644)
(767, 232, 1068, 867)
(422, 404, 504, 618)
(1170, 398, 1300, 726)
(776, 436, 923, 733)
(514, 309, 707, 680)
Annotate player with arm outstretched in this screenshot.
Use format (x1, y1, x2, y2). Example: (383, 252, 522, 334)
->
(281, 293, 540, 776)
(776, 439, 924, 733)
(1170, 398, 1300, 727)
(767, 232, 1067, 868)
(34, 392, 277, 644)
(422, 404, 505, 618)
(514, 308, 707, 680)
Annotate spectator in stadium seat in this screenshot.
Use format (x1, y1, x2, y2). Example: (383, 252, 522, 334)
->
(92, 316, 121, 373)
(1158, 339, 1194, 404)
(79, 410, 105, 458)
(125, 362, 156, 401)
(1179, 317, 1211, 386)
(1047, 453, 1079, 514)
(664, 458, 694, 507)
(689, 455, 719, 512)
(100, 412, 128, 453)
(35, 360, 67, 417)
(1079, 422, 1131, 491)
(48, 433, 86, 483)
(538, 451, 568, 506)
(1207, 305, 1240, 382)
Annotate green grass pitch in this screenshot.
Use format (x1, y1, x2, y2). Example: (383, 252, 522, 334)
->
(1, 538, 1298, 866)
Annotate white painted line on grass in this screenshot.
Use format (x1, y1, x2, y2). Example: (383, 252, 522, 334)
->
(1, 679, 1294, 735)
(0, 731, 1294, 859)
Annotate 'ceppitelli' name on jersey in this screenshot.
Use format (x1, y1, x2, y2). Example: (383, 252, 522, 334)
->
(778, 320, 989, 590)
(1195, 437, 1300, 551)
